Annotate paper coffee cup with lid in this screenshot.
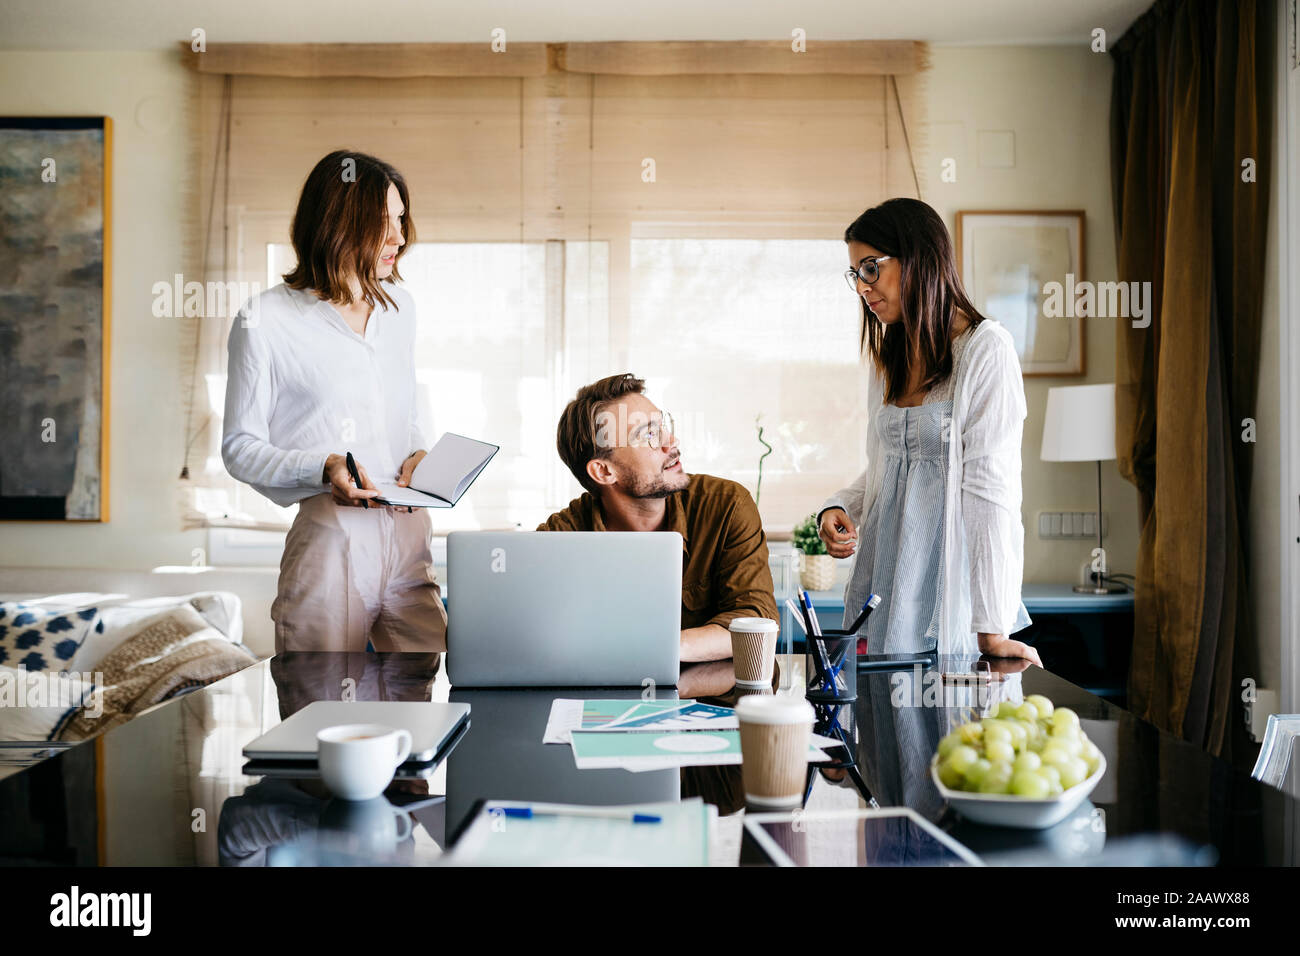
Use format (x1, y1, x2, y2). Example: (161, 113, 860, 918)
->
(736, 694, 814, 809)
(729, 616, 779, 686)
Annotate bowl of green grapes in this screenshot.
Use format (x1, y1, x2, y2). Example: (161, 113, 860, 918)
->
(929, 695, 1106, 829)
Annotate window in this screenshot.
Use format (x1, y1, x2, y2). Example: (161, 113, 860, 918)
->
(626, 238, 869, 531)
(199, 234, 866, 539)
(186, 55, 925, 542)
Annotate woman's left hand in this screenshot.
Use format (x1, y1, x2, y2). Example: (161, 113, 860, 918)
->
(387, 451, 428, 513)
(977, 632, 1042, 668)
(396, 450, 427, 487)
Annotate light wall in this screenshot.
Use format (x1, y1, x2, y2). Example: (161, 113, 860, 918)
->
(2, 44, 1137, 585)
(1251, 185, 1280, 700)
(926, 45, 1140, 585)
(1245, 2, 1290, 708)
(0, 51, 204, 571)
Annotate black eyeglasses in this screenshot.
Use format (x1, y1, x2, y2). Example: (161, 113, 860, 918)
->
(844, 256, 894, 292)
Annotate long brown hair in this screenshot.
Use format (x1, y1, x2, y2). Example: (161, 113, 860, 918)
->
(845, 198, 985, 404)
(283, 150, 414, 312)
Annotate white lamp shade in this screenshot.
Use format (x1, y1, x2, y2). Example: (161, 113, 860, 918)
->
(1040, 384, 1118, 462)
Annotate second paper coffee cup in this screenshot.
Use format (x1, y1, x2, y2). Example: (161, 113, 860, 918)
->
(729, 617, 779, 686)
(736, 695, 814, 809)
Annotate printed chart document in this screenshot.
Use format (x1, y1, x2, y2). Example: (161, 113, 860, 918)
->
(372, 432, 498, 508)
(569, 728, 832, 772)
(542, 698, 738, 745)
(544, 698, 837, 771)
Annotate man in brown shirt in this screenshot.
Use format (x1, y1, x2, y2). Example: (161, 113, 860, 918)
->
(537, 373, 779, 663)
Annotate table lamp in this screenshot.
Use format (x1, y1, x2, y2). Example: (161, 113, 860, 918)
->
(1039, 383, 1128, 594)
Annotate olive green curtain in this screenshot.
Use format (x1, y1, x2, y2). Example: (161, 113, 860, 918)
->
(1109, 0, 1273, 759)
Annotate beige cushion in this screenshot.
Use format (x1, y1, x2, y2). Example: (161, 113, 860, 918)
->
(61, 603, 255, 742)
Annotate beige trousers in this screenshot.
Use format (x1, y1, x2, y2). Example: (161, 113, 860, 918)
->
(272, 493, 448, 655)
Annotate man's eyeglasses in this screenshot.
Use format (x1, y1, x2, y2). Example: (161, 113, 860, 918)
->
(844, 256, 894, 293)
(627, 412, 676, 449)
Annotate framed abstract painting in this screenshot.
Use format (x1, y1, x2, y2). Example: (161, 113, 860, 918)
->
(0, 116, 111, 520)
(955, 210, 1086, 376)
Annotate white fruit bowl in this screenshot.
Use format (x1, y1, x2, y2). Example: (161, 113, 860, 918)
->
(929, 753, 1107, 830)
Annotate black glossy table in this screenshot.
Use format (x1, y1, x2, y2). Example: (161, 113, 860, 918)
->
(0, 651, 1294, 866)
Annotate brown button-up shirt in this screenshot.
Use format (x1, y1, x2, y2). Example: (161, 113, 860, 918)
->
(537, 473, 779, 632)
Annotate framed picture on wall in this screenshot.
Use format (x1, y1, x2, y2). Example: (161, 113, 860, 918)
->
(0, 116, 112, 520)
(955, 210, 1085, 376)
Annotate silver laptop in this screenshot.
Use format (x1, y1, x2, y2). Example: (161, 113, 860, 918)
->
(446, 531, 682, 687)
(243, 700, 470, 764)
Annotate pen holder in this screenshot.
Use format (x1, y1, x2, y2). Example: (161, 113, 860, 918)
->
(805, 631, 857, 704)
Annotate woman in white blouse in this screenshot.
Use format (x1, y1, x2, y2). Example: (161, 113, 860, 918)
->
(222, 151, 446, 655)
(818, 198, 1039, 664)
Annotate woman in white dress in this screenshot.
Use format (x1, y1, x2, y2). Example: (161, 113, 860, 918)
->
(818, 198, 1039, 664)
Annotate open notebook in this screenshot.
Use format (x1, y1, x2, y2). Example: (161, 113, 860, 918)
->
(372, 433, 499, 509)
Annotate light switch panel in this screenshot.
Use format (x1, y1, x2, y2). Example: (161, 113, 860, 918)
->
(1037, 511, 1105, 538)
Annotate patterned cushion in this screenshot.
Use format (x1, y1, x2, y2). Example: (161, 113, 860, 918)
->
(60, 603, 255, 742)
(0, 602, 103, 672)
(0, 665, 98, 741)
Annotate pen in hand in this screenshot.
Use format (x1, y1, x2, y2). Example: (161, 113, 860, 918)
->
(345, 451, 369, 509)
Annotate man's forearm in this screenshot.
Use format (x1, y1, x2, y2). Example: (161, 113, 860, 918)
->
(680, 624, 732, 663)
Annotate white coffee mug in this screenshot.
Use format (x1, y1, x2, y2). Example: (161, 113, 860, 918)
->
(316, 723, 412, 801)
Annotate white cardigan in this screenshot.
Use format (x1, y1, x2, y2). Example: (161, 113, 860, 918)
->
(820, 318, 1030, 656)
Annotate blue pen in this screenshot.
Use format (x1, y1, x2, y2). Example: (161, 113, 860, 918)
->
(796, 590, 816, 644)
(499, 806, 662, 824)
(847, 593, 882, 635)
(801, 589, 836, 688)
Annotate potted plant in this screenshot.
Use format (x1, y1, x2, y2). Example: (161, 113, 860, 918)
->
(792, 514, 836, 591)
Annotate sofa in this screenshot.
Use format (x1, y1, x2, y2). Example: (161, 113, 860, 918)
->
(0, 585, 260, 750)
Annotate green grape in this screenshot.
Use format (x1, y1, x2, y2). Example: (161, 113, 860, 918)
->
(1014, 701, 1040, 722)
(1038, 764, 1061, 788)
(1026, 694, 1054, 718)
(1081, 739, 1102, 773)
(1052, 734, 1083, 757)
(1010, 769, 1051, 798)
(997, 700, 1020, 719)
(1023, 725, 1044, 751)
(1050, 722, 1081, 744)
(978, 762, 1014, 794)
(1050, 780, 1064, 796)
(1040, 744, 1070, 765)
(938, 758, 965, 790)
(1005, 721, 1028, 751)
(1051, 707, 1080, 733)
(958, 721, 984, 745)
(981, 722, 1013, 746)
(1058, 756, 1089, 789)
(985, 740, 1015, 764)
(948, 745, 979, 774)
(963, 757, 993, 790)
(938, 731, 963, 759)
(1013, 751, 1042, 773)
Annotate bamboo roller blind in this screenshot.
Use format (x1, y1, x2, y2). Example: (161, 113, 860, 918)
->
(188, 40, 930, 277)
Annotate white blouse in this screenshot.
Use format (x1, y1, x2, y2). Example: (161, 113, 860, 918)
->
(221, 282, 426, 507)
(820, 318, 1030, 655)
